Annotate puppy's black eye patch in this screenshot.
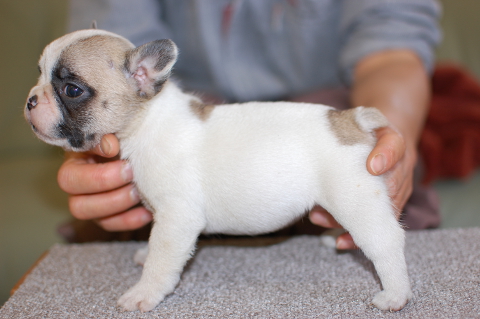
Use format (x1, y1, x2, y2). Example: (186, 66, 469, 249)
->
(64, 84, 84, 98)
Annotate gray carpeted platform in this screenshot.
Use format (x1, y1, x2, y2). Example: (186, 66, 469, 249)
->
(1, 228, 479, 318)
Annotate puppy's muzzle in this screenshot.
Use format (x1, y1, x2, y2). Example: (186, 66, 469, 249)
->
(26, 95, 38, 111)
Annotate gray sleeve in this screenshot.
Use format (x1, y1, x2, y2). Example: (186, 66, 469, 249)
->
(68, 0, 170, 46)
(339, 0, 442, 84)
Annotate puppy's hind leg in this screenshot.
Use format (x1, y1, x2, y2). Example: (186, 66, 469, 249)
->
(326, 182, 412, 311)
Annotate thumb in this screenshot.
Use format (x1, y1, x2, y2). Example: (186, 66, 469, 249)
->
(90, 134, 121, 158)
(367, 126, 405, 175)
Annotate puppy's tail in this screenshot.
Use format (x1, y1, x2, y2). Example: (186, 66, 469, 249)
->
(354, 107, 389, 132)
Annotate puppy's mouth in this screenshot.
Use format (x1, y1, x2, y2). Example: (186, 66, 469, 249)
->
(24, 109, 53, 141)
(25, 113, 77, 149)
(29, 122, 59, 144)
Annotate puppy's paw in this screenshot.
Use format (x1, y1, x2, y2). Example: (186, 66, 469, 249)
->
(372, 289, 413, 312)
(118, 282, 165, 312)
(134, 245, 149, 266)
(319, 229, 345, 248)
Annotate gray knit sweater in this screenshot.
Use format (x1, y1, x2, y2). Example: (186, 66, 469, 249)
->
(69, 0, 441, 102)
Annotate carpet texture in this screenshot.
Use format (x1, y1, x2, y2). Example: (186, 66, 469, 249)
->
(1, 228, 479, 318)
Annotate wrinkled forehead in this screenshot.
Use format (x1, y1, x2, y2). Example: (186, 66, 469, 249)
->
(39, 29, 134, 81)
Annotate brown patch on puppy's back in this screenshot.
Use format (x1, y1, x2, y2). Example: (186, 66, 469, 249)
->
(189, 99, 215, 121)
(327, 109, 371, 145)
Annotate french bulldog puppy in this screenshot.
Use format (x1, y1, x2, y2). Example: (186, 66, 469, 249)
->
(25, 29, 412, 312)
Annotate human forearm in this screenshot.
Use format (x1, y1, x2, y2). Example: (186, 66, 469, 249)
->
(353, 49, 432, 212)
(352, 49, 431, 146)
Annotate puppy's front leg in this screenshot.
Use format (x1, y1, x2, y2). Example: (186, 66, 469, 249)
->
(118, 208, 204, 312)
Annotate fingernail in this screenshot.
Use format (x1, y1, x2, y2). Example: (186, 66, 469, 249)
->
(121, 162, 134, 182)
(100, 138, 111, 156)
(371, 154, 386, 174)
(310, 211, 328, 226)
(130, 186, 140, 202)
(336, 237, 351, 250)
(141, 211, 153, 224)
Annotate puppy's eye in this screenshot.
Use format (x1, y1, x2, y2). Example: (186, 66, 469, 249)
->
(64, 84, 84, 98)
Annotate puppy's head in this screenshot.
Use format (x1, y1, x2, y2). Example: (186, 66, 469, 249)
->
(24, 29, 178, 151)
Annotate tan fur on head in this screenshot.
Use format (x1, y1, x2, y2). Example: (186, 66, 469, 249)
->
(58, 35, 142, 137)
(25, 29, 178, 151)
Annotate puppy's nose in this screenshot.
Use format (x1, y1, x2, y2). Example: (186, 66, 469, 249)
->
(27, 95, 38, 111)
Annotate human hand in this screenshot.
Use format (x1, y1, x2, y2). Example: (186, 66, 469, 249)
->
(309, 126, 414, 249)
(57, 134, 153, 231)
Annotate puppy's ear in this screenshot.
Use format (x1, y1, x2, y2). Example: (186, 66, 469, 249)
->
(124, 39, 178, 99)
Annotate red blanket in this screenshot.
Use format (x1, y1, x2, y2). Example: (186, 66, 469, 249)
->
(420, 64, 480, 184)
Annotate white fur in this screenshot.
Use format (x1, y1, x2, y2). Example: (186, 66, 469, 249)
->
(27, 30, 412, 313)
(117, 82, 412, 312)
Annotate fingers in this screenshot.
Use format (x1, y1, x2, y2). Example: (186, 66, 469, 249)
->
(69, 184, 140, 220)
(309, 206, 342, 228)
(91, 134, 120, 158)
(367, 126, 415, 218)
(58, 133, 153, 232)
(367, 126, 406, 176)
(96, 206, 153, 232)
(384, 146, 417, 217)
(58, 134, 127, 195)
(336, 233, 357, 250)
(309, 207, 357, 250)
(58, 158, 133, 195)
